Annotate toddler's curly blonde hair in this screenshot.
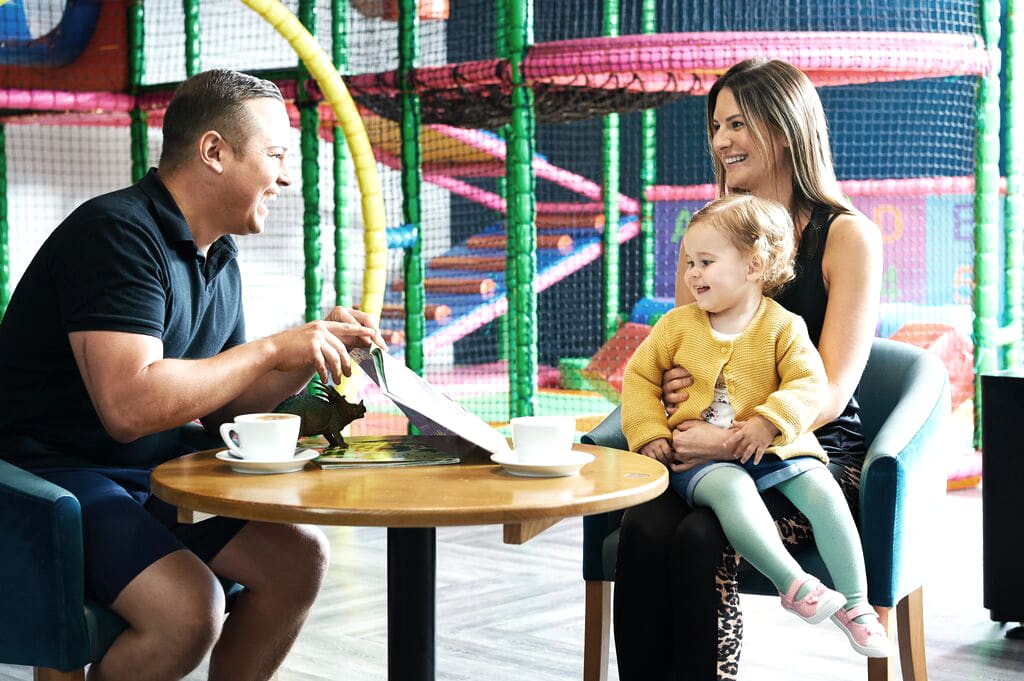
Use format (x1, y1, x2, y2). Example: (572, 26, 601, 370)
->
(688, 193, 796, 297)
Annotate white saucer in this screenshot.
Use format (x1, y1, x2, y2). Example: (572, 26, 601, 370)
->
(215, 449, 317, 475)
(490, 450, 595, 478)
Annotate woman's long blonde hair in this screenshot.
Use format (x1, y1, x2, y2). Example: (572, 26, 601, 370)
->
(706, 58, 852, 219)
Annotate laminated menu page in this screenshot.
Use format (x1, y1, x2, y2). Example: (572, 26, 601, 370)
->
(349, 347, 513, 456)
(314, 437, 461, 469)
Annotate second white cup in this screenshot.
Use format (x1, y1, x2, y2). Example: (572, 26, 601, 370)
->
(510, 416, 576, 464)
(219, 413, 301, 461)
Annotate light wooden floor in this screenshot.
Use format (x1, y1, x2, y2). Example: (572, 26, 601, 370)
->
(3, 487, 1022, 681)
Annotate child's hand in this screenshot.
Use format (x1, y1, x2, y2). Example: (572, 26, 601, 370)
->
(724, 416, 779, 464)
(639, 438, 673, 464)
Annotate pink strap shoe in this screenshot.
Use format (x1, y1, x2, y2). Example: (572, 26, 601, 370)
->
(779, 575, 846, 625)
(831, 604, 892, 658)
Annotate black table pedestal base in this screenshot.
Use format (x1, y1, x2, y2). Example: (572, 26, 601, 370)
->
(388, 527, 437, 681)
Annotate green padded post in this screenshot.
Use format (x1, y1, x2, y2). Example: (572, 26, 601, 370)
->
(399, 0, 425, 381)
(128, 0, 147, 183)
(974, 0, 1002, 445)
(506, 0, 537, 418)
(1003, 0, 1023, 368)
(602, 0, 620, 341)
(639, 0, 657, 299)
(298, 0, 323, 322)
(182, 0, 201, 77)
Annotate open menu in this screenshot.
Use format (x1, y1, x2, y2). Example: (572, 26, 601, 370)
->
(349, 347, 512, 457)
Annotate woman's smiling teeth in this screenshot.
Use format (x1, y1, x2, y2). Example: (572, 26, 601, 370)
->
(724, 154, 747, 165)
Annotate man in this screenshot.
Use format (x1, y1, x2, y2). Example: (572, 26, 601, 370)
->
(0, 69, 383, 680)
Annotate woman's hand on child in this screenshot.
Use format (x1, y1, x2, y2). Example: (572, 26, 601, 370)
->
(724, 416, 779, 464)
(661, 365, 694, 415)
(639, 438, 674, 464)
(668, 420, 741, 472)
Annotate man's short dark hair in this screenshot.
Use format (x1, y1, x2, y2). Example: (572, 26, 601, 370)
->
(160, 69, 284, 171)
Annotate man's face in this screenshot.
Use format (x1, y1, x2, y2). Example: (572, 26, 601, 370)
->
(220, 97, 292, 236)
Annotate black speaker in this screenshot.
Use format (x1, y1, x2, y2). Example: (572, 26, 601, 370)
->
(981, 370, 1024, 623)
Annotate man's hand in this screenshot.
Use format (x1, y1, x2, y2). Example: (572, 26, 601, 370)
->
(661, 365, 694, 415)
(639, 438, 673, 465)
(723, 416, 779, 464)
(266, 306, 385, 384)
(325, 306, 388, 351)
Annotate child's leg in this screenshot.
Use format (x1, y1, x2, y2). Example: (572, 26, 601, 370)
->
(691, 466, 804, 594)
(774, 467, 869, 618)
(775, 466, 890, 656)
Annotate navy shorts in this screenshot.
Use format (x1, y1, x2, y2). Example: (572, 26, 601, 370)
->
(31, 466, 247, 607)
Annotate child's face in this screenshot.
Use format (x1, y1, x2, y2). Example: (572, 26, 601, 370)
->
(681, 222, 762, 315)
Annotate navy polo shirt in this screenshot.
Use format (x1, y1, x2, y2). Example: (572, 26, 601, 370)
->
(0, 169, 245, 468)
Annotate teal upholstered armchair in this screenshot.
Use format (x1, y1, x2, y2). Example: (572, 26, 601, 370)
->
(580, 337, 950, 681)
(0, 425, 240, 681)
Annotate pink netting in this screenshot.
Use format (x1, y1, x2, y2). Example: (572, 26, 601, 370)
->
(646, 176, 1000, 202)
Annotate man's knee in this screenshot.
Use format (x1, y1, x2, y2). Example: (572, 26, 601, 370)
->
(167, 583, 226, 664)
(289, 524, 330, 591)
(231, 523, 330, 602)
(111, 552, 226, 672)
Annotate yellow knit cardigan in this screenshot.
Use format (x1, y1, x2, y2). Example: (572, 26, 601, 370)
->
(622, 297, 828, 463)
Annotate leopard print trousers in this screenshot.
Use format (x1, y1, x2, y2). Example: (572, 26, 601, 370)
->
(715, 464, 862, 680)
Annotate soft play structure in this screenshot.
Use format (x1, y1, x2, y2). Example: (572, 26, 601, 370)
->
(1, 1, 1021, 488)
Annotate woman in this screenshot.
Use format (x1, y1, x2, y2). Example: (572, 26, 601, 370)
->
(612, 58, 883, 680)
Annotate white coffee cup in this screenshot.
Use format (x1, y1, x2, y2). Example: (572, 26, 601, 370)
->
(219, 413, 301, 461)
(510, 416, 576, 464)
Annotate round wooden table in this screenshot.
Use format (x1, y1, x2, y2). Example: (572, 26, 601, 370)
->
(151, 435, 667, 681)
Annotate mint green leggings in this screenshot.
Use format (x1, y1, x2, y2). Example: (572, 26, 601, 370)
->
(691, 465, 868, 608)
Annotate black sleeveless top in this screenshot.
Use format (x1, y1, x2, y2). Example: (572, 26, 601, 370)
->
(773, 206, 866, 469)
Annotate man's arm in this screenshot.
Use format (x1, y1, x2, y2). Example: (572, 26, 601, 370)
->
(70, 313, 379, 443)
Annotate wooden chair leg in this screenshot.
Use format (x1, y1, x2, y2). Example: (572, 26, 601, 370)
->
(867, 606, 897, 681)
(584, 580, 611, 681)
(896, 587, 928, 681)
(34, 667, 85, 681)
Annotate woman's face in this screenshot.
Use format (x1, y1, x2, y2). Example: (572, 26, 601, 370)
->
(710, 87, 791, 202)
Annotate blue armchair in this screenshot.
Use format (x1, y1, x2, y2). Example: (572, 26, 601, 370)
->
(0, 425, 242, 680)
(581, 337, 950, 681)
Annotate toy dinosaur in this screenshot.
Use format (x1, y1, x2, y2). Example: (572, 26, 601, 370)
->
(273, 379, 366, 449)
